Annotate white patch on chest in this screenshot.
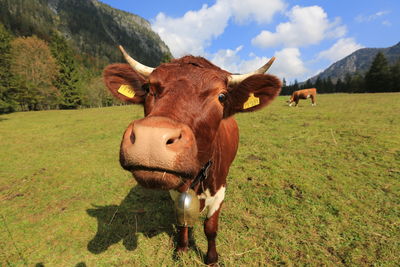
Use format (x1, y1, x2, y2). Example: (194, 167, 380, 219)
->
(306, 94, 311, 98)
(199, 186, 226, 218)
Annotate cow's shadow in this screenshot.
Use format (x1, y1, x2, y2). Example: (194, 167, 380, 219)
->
(87, 185, 204, 259)
(87, 185, 175, 253)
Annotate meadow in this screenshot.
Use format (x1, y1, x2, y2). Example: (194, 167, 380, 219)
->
(1, 93, 399, 266)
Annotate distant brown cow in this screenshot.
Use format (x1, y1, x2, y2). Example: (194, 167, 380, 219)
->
(288, 88, 317, 106)
(103, 46, 281, 265)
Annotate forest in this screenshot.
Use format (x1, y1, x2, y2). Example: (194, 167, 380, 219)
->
(0, 23, 120, 113)
(0, 0, 171, 114)
(282, 52, 400, 95)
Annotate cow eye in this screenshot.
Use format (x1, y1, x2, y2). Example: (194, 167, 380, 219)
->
(218, 93, 226, 103)
(142, 83, 150, 93)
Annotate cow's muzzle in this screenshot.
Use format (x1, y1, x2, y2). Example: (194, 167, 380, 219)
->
(120, 116, 199, 190)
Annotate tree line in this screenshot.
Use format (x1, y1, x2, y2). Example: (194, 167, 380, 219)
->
(1, 17, 399, 114)
(0, 23, 119, 114)
(281, 52, 400, 95)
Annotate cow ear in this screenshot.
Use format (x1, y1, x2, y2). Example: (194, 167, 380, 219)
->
(103, 63, 147, 104)
(223, 74, 281, 117)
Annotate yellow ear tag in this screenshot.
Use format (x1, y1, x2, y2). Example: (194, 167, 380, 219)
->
(118, 85, 135, 98)
(243, 93, 260, 109)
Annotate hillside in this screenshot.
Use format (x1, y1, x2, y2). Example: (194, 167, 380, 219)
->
(0, 0, 172, 69)
(0, 0, 173, 113)
(309, 42, 400, 83)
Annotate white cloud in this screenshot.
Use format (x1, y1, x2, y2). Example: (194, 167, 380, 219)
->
(325, 17, 347, 39)
(252, 5, 346, 48)
(210, 46, 276, 74)
(317, 38, 364, 62)
(229, 0, 286, 24)
(209, 46, 244, 74)
(150, 2, 359, 83)
(152, 0, 285, 57)
(273, 48, 307, 79)
(355, 10, 390, 23)
(152, 3, 230, 57)
(210, 46, 307, 81)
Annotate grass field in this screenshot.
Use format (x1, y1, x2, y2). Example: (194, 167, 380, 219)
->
(1, 93, 399, 266)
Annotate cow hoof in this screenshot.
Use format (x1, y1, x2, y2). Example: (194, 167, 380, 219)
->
(205, 260, 219, 266)
(205, 253, 218, 266)
(176, 246, 188, 253)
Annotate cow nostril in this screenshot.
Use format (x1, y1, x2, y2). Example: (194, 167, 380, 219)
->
(130, 131, 136, 144)
(166, 133, 182, 145)
(166, 139, 174, 145)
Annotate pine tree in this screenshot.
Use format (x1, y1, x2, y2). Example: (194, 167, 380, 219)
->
(293, 79, 299, 90)
(50, 33, 82, 109)
(325, 77, 334, 93)
(365, 52, 390, 93)
(347, 73, 365, 93)
(389, 59, 400, 92)
(315, 77, 323, 93)
(282, 78, 287, 87)
(344, 73, 352, 93)
(336, 78, 345, 92)
(304, 79, 312, 89)
(0, 23, 16, 113)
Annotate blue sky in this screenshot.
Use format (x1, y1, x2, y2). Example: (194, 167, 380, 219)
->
(100, 0, 400, 82)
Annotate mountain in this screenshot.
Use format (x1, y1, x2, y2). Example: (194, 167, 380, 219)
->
(0, 0, 172, 69)
(309, 42, 400, 83)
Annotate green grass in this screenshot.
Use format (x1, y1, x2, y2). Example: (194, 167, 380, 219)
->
(1, 93, 399, 266)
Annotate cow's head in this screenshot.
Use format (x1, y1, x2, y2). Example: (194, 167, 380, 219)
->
(104, 46, 281, 191)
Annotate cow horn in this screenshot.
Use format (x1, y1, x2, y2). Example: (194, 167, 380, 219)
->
(228, 57, 276, 86)
(118, 45, 154, 77)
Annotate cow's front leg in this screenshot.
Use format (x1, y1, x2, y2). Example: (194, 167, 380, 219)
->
(176, 226, 189, 252)
(204, 206, 222, 265)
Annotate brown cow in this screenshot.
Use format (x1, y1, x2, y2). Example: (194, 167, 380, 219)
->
(288, 88, 317, 106)
(103, 46, 281, 265)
